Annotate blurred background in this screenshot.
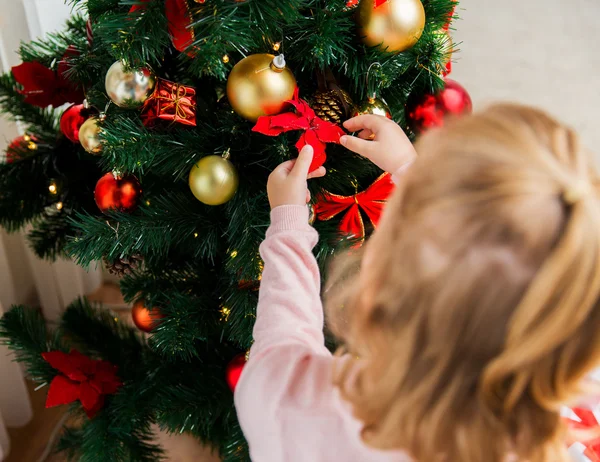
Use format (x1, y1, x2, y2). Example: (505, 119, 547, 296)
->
(0, 0, 598, 460)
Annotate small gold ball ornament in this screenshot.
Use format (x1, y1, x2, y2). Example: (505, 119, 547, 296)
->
(105, 61, 156, 109)
(78, 117, 103, 154)
(226, 54, 296, 122)
(189, 153, 239, 205)
(354, 95, 393, 119)
(357, 0, 426, 53)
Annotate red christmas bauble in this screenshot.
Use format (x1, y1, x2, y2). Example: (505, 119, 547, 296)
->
(406, 79, 472, 134)
(60, 104, 88, 143)
(94, 172, 142, 214)
(226, 353, 247, 392)
(131, 300, 164, 333)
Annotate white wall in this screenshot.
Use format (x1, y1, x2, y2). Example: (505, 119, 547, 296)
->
(451, 0, 600, 153)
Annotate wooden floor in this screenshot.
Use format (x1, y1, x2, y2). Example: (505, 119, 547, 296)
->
(4, 283, 221, 462)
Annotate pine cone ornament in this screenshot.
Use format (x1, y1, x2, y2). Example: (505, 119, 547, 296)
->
(103, 254, 143, 277)
(311, 89, 355, 125)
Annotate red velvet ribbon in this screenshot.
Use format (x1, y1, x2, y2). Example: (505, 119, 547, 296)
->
(130, 0, 195, 55)
(252, 88, 346, 173)
(141, 78, 197, 127)
(42, 350, 122, 419)
(564, 407, 600, 461)
(314, 173, 395, 241)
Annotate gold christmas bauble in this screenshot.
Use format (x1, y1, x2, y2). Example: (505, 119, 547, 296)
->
(78, 117, 103, 154)
(226, 54, 296, 122)
(105, 61, 156, 109)
(357, 0, 426, 53)
(189, 155, 239, 205)
(354, 96, 393, 119)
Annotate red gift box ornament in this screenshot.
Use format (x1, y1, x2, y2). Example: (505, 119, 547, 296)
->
(314, 173, 395, 242)
(142, 78, 197, 127)
(252, 88, 346, 173)
(42, 350, 122, 419)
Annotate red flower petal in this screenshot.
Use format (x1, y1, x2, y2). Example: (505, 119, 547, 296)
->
(253, 115, 290, 136)
(85, 394, 105, 419)
(79, 381, 101, 412)
(296, 130, 326, 172)
(312, 119, 346, 144)
(45, 375, 80, 408)
(42, 351, 87, 382)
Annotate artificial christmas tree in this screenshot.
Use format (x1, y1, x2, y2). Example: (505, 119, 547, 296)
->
(0, 0, 463, 460)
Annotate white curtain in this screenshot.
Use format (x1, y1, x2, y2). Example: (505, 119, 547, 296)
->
(0, 1, 102, 459)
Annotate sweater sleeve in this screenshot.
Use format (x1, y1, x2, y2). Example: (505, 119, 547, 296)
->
(234, 205, 334, 460)
(249, 204, 329, 358)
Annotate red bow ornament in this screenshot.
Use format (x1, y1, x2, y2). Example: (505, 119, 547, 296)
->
(141, 78, 197, 126)
(253, 89, 346, 173)
(564, 407, 600, 461)
(11, 47, 84, 108)
(314, 173, 395, 241)
(42, 350, 122, 418)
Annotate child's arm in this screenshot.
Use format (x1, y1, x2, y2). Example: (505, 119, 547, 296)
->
(235, 147, 335, 458)
(341, 114, 416, 177)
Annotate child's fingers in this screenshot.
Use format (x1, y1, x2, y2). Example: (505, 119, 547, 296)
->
(340, 134, 377, 158)
(358, 129, 375, 140)
(343, 114, 387, 133)
(272, 159, 296, 176)
(291, 145, 314, 178)
(307, 166, 326, 179)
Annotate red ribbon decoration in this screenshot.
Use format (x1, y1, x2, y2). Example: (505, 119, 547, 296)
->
(130, 0, 195, 56)
(252, 88, 346, 173)
(11, 47, 84, 108)
(141, 78, 197, 127)
(42, 350, 122, 419)
(314, 173, 395, 241)
(565, 407, 600, 461)
(443, 1, 457, 31)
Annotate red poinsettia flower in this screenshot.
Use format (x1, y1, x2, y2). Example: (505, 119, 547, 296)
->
(42, 350, 122, 418)
(12, 46, 84, 108)
(252, 88, 346, 172)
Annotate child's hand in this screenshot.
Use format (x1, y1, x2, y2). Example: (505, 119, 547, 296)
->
(268, 145, 326, 209)
(341, 114, 417, 173)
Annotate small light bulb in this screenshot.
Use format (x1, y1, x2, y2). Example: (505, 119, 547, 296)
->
(230, 250, 238, 258)
(220, 306, 231, 322)
(272, 42, 281, 51)
(27, 141, 38, 151)
(48, 183, 57, 194)
(193, 232, 199, 238)
(56, 202, 64, 211)
(222, 54, 230, 63)
(23, 134, 31, 142)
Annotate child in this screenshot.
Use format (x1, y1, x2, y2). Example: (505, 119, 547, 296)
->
(235, 105, 600, 462)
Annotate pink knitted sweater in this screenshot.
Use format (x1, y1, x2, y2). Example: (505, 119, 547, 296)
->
(234, 205, 410, 462)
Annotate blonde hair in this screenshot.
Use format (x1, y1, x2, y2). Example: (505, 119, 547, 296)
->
(326, 104, 600, 462)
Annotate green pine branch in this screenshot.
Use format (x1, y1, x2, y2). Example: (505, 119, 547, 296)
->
(0, 306, 64, 383)
(0, 74, 59, 135)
